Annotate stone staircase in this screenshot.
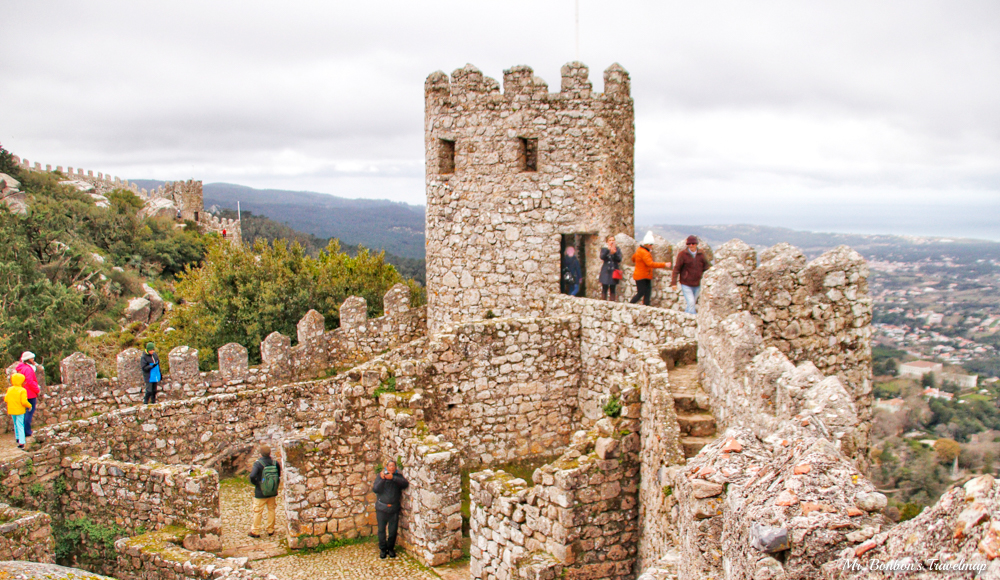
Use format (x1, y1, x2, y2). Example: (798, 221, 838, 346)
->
(668, 364, 717, 459)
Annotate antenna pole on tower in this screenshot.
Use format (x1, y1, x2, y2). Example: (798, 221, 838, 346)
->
(575, 0, 580, 61)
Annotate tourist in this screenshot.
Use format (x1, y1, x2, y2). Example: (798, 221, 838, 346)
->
(140, 343, 161, 405)
(561, 246, 582, 296)
(15, 352, 40, 438)
(4, 373, 32, 449)
(671, 235, 712, 314)
(630, 232, 667, 306)
(249, 444, 281, 538)
(372, 460, 409, 559)
(599, 235, 623, 301)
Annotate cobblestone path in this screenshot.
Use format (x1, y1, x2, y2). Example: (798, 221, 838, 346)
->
(219, 477, 459, 579)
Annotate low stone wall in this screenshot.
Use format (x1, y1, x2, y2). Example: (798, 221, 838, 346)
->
(469, 386, 642, 580)
(0, 503, 55, 563)
(33, 370, 367, 466)
(664, 426, 887, 580)
(824, 474, 998, 579)
(116, 526, 270, 580)
(63, 456, 221, 545)
(545, 294, 694, 427)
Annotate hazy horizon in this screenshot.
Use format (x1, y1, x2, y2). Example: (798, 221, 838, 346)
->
(4, 2, 997, 243)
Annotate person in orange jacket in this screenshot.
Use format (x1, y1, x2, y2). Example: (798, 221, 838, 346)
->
(630, 231, 668, 306)
(5, 373, 32, 449)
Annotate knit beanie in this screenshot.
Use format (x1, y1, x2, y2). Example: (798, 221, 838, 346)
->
(146, 342, 155, 352)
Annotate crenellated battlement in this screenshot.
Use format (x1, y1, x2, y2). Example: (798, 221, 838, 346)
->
(12, 154, 205, 223)
(425, 61, 630, 104)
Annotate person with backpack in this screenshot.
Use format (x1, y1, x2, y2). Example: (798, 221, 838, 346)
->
(372, 459, 409, 559)
(248, 444, 281, 538)
(140, 343, 161, 405)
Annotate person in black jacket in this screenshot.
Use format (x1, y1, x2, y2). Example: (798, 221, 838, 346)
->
(140, 343, 161, 404)
(372, 460, 409, 559)
(599, 235, 623, 301)
(248, 444, 281, 538)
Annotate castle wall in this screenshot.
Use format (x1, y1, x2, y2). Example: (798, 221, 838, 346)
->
(116, 527, 265, 580)
(24, 287, 425, 431)
(469, 388, 642, 580)
(544, 294, 695, 427)
(0, 504, 54, 564)
(424, 62, 635, 333)
(637, 345, 686, 572)
(694, 241, 871, 458)
(402, 314, 584, 466)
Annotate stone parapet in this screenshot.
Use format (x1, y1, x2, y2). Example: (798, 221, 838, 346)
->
(545, 293, 695, 427)
(0, 503, 55, 564)
(115, 526, 270, 580)
(469, 386, 642, 580)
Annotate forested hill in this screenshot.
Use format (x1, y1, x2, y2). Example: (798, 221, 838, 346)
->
(131, 181, 426, 260)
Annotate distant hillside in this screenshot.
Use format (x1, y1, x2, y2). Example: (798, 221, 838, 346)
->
(130, 181, 426, 260)
(645, 224, 1000, 263)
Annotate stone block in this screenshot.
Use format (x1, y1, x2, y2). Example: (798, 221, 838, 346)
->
(60, 352, 96, 389)
(168, 346, 199, 381)
(297, 310, 325, 344)
(218, 343, 248, 382)
(384, 283, 411, 317)
(261, 332, 291, 377)
(340, 296, 367, 330)
(116, 348, 144, 390)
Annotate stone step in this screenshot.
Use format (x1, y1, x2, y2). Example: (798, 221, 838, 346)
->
(681, 436, 716, 458)
(671, 390, 711, 414)
(676, 413, 716, 437)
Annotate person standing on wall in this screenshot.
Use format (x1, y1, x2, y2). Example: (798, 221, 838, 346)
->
(4, 373, 31, 449)
(373, 459, 409, 559)
(599, 235, 623, 301)
(249, 444, 281, 538)
(140, 343, 161, 405)
(561, 246, 582, 296)
(671, 235, 712, 314)
(630, 232, 667, 306)
(15, 352, 40, 438)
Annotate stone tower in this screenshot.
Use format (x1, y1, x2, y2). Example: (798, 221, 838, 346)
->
(424, 62, 635, 332)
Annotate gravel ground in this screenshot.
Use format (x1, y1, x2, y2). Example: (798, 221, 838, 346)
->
(219, 477, 289, 560)
(252, 540, 442, 580)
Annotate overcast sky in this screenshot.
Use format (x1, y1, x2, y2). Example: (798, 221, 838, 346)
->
(2, 1, 998, 239)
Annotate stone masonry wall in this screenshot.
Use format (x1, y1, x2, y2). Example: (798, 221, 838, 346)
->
(30, 286, 425, 431)
(469, 387, 642, 580)
(424, 62, 635, 332)
(0, 504, 55, 564)
(407, 314, 584, 466)
(63, 456, 221, 544)
(695, 240, 870, 457)
(545, 293, 695, 427)
(116, 527, 270, 580)
(637, 346, 686, 572)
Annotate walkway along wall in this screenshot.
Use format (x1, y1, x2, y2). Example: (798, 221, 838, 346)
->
(18, 284, 424, 430)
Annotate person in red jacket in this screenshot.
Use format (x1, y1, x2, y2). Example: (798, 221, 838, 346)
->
(630, 231, 668, 306)
(15, 352, 40, 438)
(671, 235, 712, 314)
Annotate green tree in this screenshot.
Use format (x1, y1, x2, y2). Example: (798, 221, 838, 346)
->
(172, 238, 423, 368)
(933, 438, 960, 463)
